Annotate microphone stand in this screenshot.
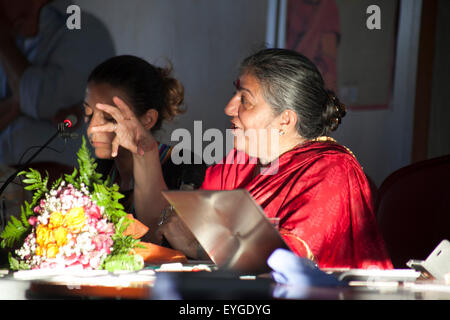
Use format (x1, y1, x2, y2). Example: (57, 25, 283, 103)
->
(0, 122, 72, 230)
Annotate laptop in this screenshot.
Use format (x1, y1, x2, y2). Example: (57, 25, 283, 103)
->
(161, 189, 290, 275)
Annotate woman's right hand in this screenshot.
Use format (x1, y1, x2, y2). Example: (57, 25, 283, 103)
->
(90, 96, 157, 157)
(158, 209, 209, 260)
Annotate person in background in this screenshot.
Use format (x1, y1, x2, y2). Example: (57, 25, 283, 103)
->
(89, 48, 392, 269)
(0, 0, 115, 167)
(84, 55, 206, 217)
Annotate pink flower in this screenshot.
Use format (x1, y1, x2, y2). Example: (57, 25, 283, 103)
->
(64, 253, 79, 266)
(96, 219, 115, 234)
(79, 254, 89, 266)
(89, 251, 102, 269)
(92, 235, 103, 251)
(86, 205, 101, 220)
(86, 217, 97, 228)
(38, 261, 58, 269)
(28, 216, 37, 226)
(92, 234, 113, 254)
(83, 196, 92, 206)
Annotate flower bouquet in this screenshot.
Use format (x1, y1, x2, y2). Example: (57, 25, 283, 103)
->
(0, 137, 186, 272)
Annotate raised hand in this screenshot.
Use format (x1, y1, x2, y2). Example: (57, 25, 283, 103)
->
(90, 96, 157, 157)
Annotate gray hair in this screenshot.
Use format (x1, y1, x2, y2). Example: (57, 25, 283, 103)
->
(239, 48, 345, 139)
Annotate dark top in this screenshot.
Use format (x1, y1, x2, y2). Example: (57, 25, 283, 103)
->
(95, 144, 207, 214)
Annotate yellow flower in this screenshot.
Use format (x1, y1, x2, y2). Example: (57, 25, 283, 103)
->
(46, 243, 59, 258)
(36, 225, 52, 247)
(48, 211, 64, 229)
(53, 227, 68, 247)
(35, 245, 43, 256)
(64, 207, 86, 233)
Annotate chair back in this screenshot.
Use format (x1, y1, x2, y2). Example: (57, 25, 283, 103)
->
(376, 155, 450, 268)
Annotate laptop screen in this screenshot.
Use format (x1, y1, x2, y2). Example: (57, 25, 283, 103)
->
(162, 189, 290, 275)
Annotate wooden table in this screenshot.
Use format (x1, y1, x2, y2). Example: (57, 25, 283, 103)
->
(1, 267, 450, 300)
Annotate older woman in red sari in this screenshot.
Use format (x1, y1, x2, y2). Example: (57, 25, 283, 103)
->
(90, 48, 393, 270)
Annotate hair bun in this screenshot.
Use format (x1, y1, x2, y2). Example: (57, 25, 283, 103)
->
(322, 90, 346, 133)
(157, 65, 186, 121)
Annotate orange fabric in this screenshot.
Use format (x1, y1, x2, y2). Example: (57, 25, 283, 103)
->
(123, 214, 149, 239)
(123, 215, 188, 264)
(133, 242, 188, 265)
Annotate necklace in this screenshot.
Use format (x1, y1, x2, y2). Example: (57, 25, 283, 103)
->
(252, 136, 356, 179)
(310, 136, 356, 159)
(310, 136, 337, 143)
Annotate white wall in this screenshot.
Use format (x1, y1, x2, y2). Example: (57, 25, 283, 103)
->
(75, 0, 268, 145)
(332, 0, 422, 186)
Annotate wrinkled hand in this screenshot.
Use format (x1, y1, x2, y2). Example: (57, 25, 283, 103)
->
(90, 96, 157, 157)
(158, 211, 200, 259)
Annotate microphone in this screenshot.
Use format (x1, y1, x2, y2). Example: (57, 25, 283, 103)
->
(0, 118, 80, 213)
(59, 115, 79, 140)
(58, 114, 78, 132)
(63, 114, 78, 129)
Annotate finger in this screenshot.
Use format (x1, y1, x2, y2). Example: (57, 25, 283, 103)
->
(154, 226, 165, 243)
(95, 103, 125, 122)
(159, 222, 170, 237)
(90, 122, 116, 133)
(137, 145, 145, 157)
(111, 135, 120, 158)
(159, 220, 173, 239)
(113, 96, 136, 120)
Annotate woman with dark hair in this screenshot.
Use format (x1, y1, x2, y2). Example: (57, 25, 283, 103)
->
(90, 49, 392, 269)
(83, 55, 205, 219)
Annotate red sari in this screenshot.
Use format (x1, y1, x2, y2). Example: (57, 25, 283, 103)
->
(201, 141, 393, 269)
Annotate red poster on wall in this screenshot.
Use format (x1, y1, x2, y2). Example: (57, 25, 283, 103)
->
(285, 0, 399, 111)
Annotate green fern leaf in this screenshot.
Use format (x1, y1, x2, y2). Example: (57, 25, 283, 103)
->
(8, 252, 30, 271)
(64, 167, 78, 186)
(0, 215, 29, 248)
(20, 204, 32, 227)
(76, 136, 102, 189)
(51, 176, 63, 190)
